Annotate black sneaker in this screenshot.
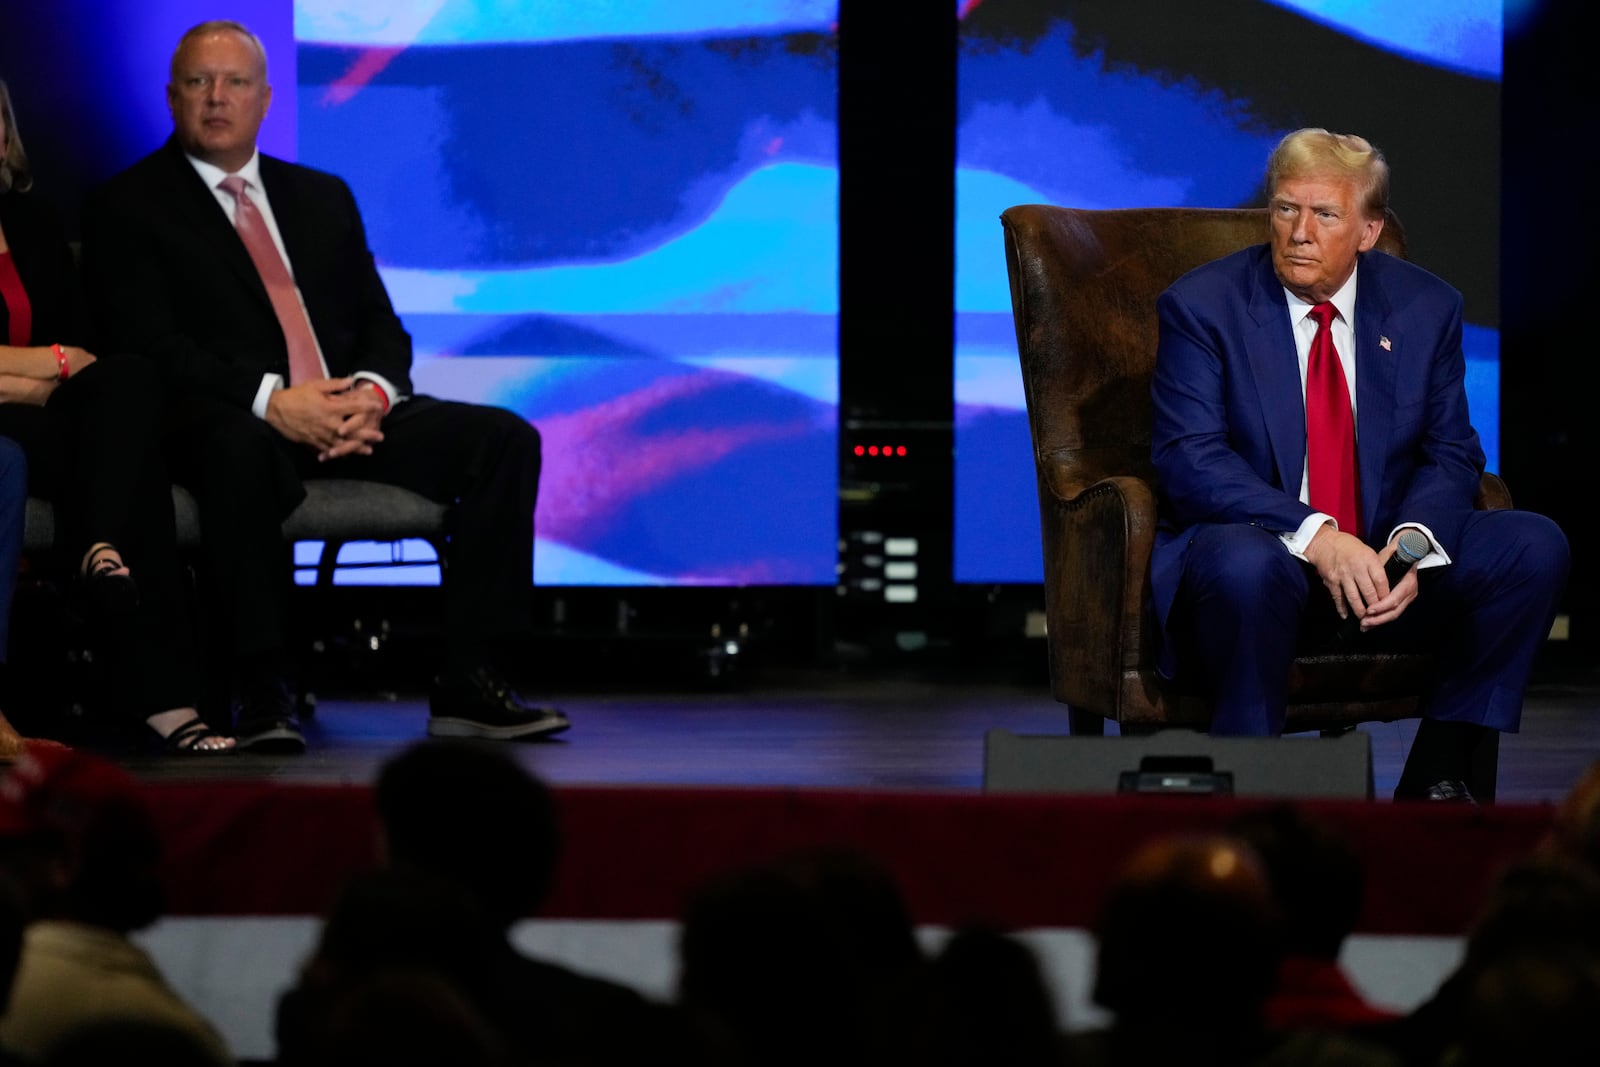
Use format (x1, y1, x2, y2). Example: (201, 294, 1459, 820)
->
(427, 665, 570, 741)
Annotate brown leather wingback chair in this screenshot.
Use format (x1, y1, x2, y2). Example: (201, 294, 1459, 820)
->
(1001, 205, 1511, 740)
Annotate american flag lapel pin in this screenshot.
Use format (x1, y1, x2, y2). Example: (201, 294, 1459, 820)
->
(1379, 335, 1392, 351)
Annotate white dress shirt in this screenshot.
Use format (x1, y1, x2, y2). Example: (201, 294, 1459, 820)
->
(1276, 264, 1447, 567)
(183, 149, 403, 418)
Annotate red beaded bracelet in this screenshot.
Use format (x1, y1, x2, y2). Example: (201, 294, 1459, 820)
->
(52, 343, 69, 382)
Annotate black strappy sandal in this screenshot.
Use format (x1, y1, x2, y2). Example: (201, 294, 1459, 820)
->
(156, 715, 236, 756)
(81, 542, 139, 616)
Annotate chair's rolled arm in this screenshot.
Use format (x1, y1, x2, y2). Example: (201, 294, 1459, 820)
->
(1037, 474, 1159, 712)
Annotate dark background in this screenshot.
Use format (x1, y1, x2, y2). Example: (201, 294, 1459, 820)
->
(1501, 0, 1595, 674)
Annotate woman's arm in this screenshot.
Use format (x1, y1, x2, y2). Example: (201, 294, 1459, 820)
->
(0, 371, 57, 405)
(0, 342, 95, 379)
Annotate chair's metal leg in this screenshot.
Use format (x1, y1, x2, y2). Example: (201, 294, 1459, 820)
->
(1066, 707, 1107, 736)
(316, 539, 341, 587)
(296, 540, 345, 720)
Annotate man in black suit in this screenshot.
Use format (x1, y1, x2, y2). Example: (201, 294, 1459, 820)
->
(80, 20, 569, 752)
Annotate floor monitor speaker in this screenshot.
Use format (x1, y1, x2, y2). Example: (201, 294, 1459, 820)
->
(983, 728, 1373, 800)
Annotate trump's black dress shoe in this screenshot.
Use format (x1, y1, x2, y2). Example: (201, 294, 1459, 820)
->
(233, 671, 308, 755)
(427, 665, 570, 741)
(1395, 779, 1476, 804)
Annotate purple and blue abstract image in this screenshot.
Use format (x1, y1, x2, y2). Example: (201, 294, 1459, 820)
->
(296, 2, 840, 585)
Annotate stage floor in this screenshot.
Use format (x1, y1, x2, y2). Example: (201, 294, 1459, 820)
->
(117, 666, 1600, 806)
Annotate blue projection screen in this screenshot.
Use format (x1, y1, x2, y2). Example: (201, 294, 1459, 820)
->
(295, 2, 840, 586)
(954, 0, 1503, 583)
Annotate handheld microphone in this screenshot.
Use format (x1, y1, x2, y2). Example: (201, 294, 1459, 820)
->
(1339, 528, 1430, 641)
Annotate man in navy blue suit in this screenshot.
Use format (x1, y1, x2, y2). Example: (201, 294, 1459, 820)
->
(1149, 128, 1568, 801)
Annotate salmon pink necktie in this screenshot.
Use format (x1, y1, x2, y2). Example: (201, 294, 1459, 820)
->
(1306, 301, 1360, 536)
(218, 175, 325, 385)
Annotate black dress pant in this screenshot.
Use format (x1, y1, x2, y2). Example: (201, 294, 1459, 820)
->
(163, 392, 541, 674)
(0, 355, 199, 718)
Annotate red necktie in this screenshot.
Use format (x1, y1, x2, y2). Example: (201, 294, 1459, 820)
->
(1306, 302, 1360, 536)
(218, 175, 326, 385)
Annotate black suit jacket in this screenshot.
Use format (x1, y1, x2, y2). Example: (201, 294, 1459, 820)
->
(80, 136, 414, 410)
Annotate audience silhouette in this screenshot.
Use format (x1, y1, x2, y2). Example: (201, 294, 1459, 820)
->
(1366, 854, 1600, 1067)
(1066, 833, 1400, 1067)
(275, 868, 510, 1067)
(1, 739, 1597, 1066)
(1227, 802, 1400, 1034)
(0, 747, 232, 1064)
(355, 739, 683, 1067)
(0, 871, 26, 1066)
(1543, 757, 1600, 873)
(923, 924, 1068, 1067)
(675, 846, 927, 1067)
(1450, 937, 1600, 1067)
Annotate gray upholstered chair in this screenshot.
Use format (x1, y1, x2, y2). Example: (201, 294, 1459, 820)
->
(23, 481, 448, 584)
